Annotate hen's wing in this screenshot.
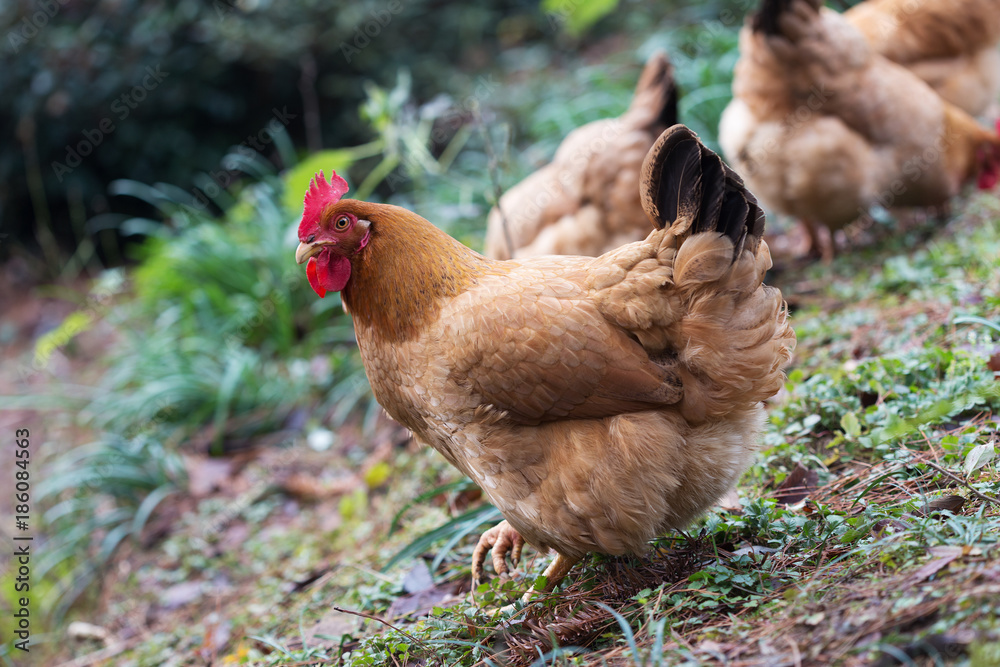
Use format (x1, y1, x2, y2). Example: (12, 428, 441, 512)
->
(441, 126, 776, 426)
(440, 261, 683, 425)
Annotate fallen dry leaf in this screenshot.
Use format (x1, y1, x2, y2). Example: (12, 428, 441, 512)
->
(158, 581, 203, 610)
(386, 581, 464, 620)
(280, 473, 361, 500)
(67, 621, 112, 644)
(911, 495, 966, 518)
(773, 462, 819, 506)
(716, 488, 742, 512)
(402, 560, 434, 594)
(907, 550, 961, 585)
(301, 609, 359, 647)
(871, 518, 911, 537)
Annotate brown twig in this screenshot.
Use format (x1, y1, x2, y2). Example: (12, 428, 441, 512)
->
(921, 460, 1000, 508)
(331, 605, 432, 652)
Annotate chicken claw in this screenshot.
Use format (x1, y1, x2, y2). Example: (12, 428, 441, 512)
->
(471, 520, 525, 587)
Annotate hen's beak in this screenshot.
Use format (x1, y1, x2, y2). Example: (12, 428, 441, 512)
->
(295, 242, 323, 265)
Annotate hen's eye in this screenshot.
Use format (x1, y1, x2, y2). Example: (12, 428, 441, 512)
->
(334, 216, 351, 231)
(306, 234, 315, 243)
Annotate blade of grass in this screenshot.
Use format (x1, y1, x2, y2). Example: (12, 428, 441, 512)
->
(383, 503, 501, 573)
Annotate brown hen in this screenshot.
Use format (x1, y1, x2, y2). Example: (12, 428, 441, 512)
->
(719, 0, 1000, 260)
(295, 125, 795, 599)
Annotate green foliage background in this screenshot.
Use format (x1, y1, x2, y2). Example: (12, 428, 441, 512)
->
(1, 0, 548, 264)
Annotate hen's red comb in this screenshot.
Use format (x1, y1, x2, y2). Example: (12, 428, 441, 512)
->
(300, 170, 350, 233)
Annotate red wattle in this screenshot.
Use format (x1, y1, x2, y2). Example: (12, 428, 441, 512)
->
(306, 257, 326, 298)
(318, 255, 352, 293)
(306, 251, 352, 297)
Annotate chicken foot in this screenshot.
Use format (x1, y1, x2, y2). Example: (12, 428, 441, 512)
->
(533, 552, 580, 596)
(472, 520, 583, 605)
(472, 520, 525, 587)
(508, 552, 581, 607)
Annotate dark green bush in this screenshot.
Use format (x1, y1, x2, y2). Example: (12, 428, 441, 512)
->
(1, 0, 549, 266)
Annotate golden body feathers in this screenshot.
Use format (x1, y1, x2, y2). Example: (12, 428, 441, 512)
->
(309, 127, 794, 589)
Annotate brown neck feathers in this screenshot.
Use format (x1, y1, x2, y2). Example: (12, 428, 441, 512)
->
(340, 202, 488, 343)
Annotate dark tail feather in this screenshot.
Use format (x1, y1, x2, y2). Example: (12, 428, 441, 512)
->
(629, 51, 679, 131)
(640, 124, 765, 257)
(752, 0, 795, 34)
(751, 0, 821, 36)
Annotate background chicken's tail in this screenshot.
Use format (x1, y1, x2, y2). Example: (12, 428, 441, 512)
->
(639, 124, 765, 258)
(627, 51, 678, 131)
(751, 0, 821, 37)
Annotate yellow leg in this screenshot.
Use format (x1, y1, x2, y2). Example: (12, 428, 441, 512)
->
(802, 220, 834, 264)
(471, 520, 525, 588)
(520, 552, 580, 604)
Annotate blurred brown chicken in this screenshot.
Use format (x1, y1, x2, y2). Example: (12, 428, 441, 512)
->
(845, 0, 1000, 116)
(294, 125, 794, 598)
(719, 0, 1000, 260)
(484, 52, 678, 259)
